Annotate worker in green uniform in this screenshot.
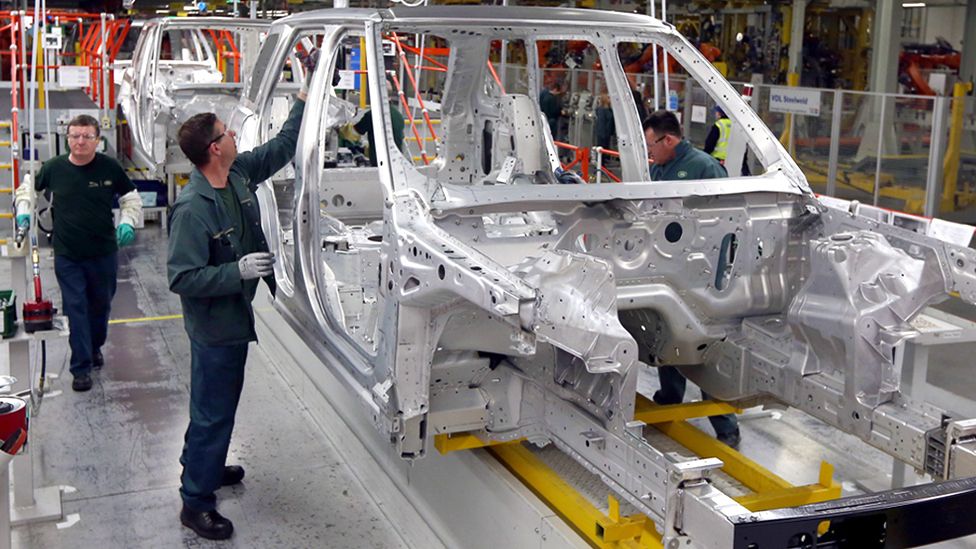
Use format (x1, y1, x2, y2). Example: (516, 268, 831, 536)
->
(167, 85, 307, 540)
(14, 114, 143, 392)
(703, 106, 732, 163)
(624, 110, 741, 449)
(352, 103, 405, 167)
(539, 78, 563, 138)
(645, 109, 727, 181)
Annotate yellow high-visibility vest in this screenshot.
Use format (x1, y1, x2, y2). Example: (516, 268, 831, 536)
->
(711, 118, 732, 161)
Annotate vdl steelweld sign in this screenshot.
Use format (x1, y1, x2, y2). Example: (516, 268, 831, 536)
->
(769, 87, 822, 116)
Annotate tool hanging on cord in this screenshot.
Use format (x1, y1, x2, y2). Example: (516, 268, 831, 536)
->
(22, 234, 54, 333)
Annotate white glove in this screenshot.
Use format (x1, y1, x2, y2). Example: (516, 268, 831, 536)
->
(118, 189, 144, 228)
(238, 252, 275, 280)
(13, 175, 34, 218)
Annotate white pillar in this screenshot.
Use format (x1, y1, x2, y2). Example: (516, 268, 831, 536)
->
(961, 2, 976, 115)
(867, 0, 902, 94)
(787, 0, 807, 78)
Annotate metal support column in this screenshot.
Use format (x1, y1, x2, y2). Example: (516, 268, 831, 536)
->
(960, 2, 976, 111)
(924, 95, 949, 218)
(855, 1, 901, 164)
(682, 79, 693, 136)
(6, 252, 64, 526)
(786, 0, 807, 79)
(825, 89, 842, 197)
(872, 96, 886, 207)
(868, 1, 901, 94)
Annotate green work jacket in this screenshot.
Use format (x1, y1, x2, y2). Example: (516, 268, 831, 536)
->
(650, 139, 727, 182)
(167, 98, 305, 346)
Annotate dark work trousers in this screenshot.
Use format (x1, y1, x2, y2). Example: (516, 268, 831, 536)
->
(180, 340, 248, 512)
(53, 252, 118, 378)
(654, 366, 739, 437)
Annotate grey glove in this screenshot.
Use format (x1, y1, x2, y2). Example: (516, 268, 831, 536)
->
(238, 252, 275, 280)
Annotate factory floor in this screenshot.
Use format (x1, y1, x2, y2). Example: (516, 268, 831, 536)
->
(2, 225, 414, 548)
(2, 222, 976, 548)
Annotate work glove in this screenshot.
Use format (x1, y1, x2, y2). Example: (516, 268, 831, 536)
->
(555, 167, 585, 185)
(15, 214, 29, 229)
(238, 252, 275, 280)
(297, 48, 319, 97)
(116, 223, 135, 247)
(299, 47, 319, 75)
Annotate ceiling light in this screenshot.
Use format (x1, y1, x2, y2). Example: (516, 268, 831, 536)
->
(902, 2, 926, 7)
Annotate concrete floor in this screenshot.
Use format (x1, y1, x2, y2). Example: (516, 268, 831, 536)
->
(3, 221, 976, 548)
(3, 225, 414, 548)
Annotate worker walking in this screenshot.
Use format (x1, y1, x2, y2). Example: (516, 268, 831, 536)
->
(703, 106, 732, 163)
(621, 110, 741, 449)
(14, 114, 142, 392)
(350, 82, 406, 167)
(704, 106, 751, 176)
(167, 85, 308, 540)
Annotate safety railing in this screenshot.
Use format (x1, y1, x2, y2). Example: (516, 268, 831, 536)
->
(554, 141, 590, 180)
(506, 63, 974, 219)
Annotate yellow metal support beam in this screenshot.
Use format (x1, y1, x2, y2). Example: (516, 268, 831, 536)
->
(636, 395, 838, 508)
(943, 81, 973, 210)
(779, 72, 800, 154)
(734, 462, 841, 511)
(488, 442, 662, 548)
(433, 432, 522, 454)
(437, 397, 840, 547)
(654, 418, 792, 493)
(634, 397, 740, 424)
(597, 496, 652, 543)
(36, 37, 45, 110)
(0, 213, 12, 220)
(360, 37, 368, 110)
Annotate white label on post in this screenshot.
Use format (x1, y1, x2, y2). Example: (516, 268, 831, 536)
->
(769, 87, 821, 116)
(335, 70, 356, 90)
(691, 105, 707, 124)
(58, 66, 90, 88)
(43, 33, 61, 50)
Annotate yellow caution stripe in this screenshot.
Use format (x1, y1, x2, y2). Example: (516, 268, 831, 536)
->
(108, 313, 182, 325)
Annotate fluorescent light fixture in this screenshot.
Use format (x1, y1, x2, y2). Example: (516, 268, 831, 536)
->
(902, 2, 926, 7)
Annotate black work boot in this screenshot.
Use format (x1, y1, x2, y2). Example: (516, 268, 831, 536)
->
(221, 465, 245, 486)
(92, 351, 104, 370)
(180, 506, 233, 540)
(72, 374, 92, 392)
(717, 428, 742, 450)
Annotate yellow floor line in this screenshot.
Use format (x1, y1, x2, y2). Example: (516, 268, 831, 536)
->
(108, 313, 183, 325)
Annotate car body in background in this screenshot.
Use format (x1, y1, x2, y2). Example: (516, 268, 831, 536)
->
(117, 17, 269, 172)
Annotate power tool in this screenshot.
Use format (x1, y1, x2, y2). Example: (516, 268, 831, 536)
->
(22, 236, 54, 333)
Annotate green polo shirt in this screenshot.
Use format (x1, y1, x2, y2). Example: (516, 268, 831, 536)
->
(650, 139, 727, 182)
(35, 153, 135, 259)
(354, 103, 405, 167)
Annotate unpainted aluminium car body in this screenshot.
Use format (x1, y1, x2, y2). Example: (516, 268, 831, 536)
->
(117, 17, 270, 171)
(232, 7, 976, 547)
